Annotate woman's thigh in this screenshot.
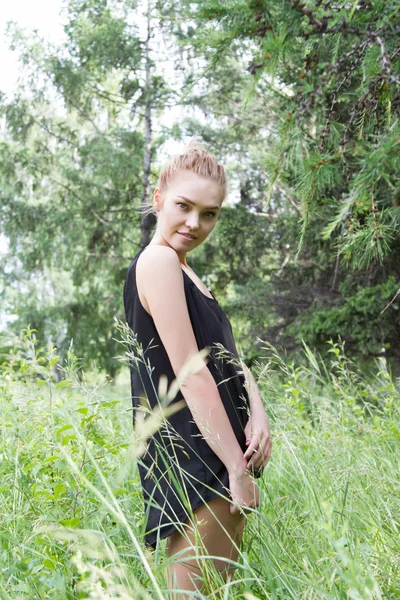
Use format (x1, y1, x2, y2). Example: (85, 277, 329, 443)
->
(164, 495, 245, 594)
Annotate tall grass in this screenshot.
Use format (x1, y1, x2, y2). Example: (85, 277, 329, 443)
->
(0, 327, 399, 599)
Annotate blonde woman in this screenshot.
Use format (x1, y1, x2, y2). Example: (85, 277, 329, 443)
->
(124, 140, 271, 598)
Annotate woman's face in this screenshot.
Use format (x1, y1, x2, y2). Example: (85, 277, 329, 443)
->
(152, 170, 223, 255)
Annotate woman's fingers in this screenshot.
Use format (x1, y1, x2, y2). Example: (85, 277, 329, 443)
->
(246, 436, 272, 470)
(249, 450, 265, 470)
(243, 433, 261, 460)
(246, 444, 265, 469)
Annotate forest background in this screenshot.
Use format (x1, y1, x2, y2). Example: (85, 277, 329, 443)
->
(0, 0, 399, 375)
(1, 2, 400, 599)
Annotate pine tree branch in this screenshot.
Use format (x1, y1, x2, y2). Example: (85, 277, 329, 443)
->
(90, 210, 140, 247)
(381, 287, 400, 314)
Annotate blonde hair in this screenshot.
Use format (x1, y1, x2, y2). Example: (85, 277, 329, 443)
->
(141, 138, 227, 219)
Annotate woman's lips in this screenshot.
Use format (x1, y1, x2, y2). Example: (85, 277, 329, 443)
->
(178, 232, 197, 241)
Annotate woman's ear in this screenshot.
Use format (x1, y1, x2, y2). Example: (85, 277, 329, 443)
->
(154, 188, 161, 212)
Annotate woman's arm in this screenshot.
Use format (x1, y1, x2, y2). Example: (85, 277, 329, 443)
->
(240, 359, 272, 472)
(240, 359, 265, 414)
(137, 246, 248, 478)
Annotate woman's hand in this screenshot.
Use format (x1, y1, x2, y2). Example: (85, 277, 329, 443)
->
(243, 407, 272, 474)
(228, 468, 260, 515)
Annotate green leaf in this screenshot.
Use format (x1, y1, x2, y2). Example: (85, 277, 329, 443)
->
(55, 380, 73, 389)
(43, 558, 56, 570)
(54, 483, 66, 498)
(56, 424, 73, 435)
(113, 487, 128, 496)
(43, 455, 60, 464)
(61, 434, 77, 445)
(58, 517, 80, 528)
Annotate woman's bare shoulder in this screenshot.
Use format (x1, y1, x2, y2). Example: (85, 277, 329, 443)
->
(136, 245, 182, 315)
(138, 244, 180, 268)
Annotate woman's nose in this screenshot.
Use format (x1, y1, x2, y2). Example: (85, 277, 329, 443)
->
(186, 214, 199, 229)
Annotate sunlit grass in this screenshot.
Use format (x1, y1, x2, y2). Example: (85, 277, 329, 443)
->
(0, 328, 399, 598)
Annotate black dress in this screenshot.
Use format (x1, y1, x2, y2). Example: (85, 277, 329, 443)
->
(123, 248, 257, 550)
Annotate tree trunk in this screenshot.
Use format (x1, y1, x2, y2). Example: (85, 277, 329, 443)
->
(141, 0, 153, 249)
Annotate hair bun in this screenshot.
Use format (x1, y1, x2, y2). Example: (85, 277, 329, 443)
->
(183, 136, 208, 154)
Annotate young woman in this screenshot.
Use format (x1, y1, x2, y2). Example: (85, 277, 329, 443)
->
(123, 140, 272, 598)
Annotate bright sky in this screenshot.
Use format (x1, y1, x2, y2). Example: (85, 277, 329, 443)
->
(1, 1, 65, 257)
(1, 0, 67, 99)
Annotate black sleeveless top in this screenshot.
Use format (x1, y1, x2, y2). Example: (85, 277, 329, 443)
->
(123, 247, 255, 549)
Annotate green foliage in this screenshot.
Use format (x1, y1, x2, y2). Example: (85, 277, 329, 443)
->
(153, 0, 400, 366)
(287, 276, 400, 356)
(1, 330, 400, 597)
(0, 327, 149, 598)
(177, 0, 400, 263)
(0, 0, 172, 374)
(1, 0, 400, 373)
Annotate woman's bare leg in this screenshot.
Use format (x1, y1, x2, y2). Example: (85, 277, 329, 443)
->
(164, 496, 245, 599)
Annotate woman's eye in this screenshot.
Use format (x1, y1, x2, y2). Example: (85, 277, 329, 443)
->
(178, 202, 215, 218)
